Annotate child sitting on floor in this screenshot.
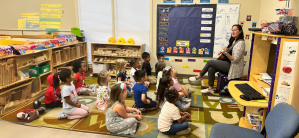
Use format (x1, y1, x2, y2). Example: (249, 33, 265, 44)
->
(116, 58, 133, 98)
(133, 70, 159, 111)
(155, 53, 165, 78)
(72, 59, 97, 95)
(158, 88, 191, 135)
(45, 73, 62, 108)
(163, 66, 191, 98)
(156, 61, 166, 92)
(58, 69, 89, 119)
(105, 83, 142, 135)
(129, 58, 150, 89)
(96, 70, 111, 111)
(156, 76, 190, 111)
(142, 52, 157, 85)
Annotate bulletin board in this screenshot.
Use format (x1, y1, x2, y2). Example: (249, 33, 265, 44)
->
(157, 4, 217, 57)
(0, 0, 78, 30)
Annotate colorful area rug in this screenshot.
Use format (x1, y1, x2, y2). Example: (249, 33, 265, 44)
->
(0, 77, 243, 138)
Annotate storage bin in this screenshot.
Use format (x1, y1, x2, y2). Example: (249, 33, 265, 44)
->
(40, 64, 50, 74)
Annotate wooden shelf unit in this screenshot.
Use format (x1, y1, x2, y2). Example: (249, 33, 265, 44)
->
(90, 42, 145, 76)
(0, 42, 88, 116)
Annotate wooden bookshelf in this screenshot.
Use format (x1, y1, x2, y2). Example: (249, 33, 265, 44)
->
(0, 41, 88, 115)
(90, 42, 145, 75)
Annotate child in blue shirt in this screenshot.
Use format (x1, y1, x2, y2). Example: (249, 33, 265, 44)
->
(133, 70, 159, 111)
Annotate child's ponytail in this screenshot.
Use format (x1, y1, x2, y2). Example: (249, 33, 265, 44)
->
(162, 66, 172, 77)
(53, 72, 60, 90)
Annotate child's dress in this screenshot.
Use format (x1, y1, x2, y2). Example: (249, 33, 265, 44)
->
(96, 85, 110, 111)
(75, 72, 97, 95)
(106, 101, 139, 135)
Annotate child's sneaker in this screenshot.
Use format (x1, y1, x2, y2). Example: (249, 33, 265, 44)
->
(176, 128, 191, 135)
(182, 97, 191, 103)
(58, 112, 68, 119)
(180, 102, 191, 111)
(189, 76, 202, 82)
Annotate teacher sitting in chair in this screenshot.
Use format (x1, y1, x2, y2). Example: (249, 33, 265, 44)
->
(189, 24, 245, 93)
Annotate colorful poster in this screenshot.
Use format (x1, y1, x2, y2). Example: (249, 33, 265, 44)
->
(247, 15, 251, 21)
(192, 47, 197, 54)
(200, 0, 210, 3)
(218, 0, 229, 3)
(181, 0, 193, 3)
(179, 47, 185, 54)
(204, 48, 210, 55)
(40, 18, 61, 29)
(173, 47, 178, 53)
(186, 47, 191, 54)
(198, 49, 204, 55)
(246, 34, 250, 40)
(176, 40, 190, 47)
(167, 47, 172, 53)
(160, 47, 165, 53)
(240, 21, 244, 27)
(163, 0, 175, 3)
(252, 21, 257, 27)
(244, 61, 247, 66)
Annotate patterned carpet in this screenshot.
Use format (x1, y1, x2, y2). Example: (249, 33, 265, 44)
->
(0, 77, 243, 138)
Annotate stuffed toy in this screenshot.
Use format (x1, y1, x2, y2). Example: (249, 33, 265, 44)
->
(16, 107, 45, 122)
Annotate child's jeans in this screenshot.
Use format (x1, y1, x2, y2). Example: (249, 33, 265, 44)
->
(68, 104, 89, 119)
(161, 120, 189, 135)
(175, 95, 183, 107)
(126, 85, 132, 98)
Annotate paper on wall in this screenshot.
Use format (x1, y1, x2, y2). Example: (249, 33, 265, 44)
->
(52, 9, 64, 13)
(201, 27, 212, 31)
(41, 4, 63, 8)
(41, 8, 51, 12)
(200, 33, 211, 37)
(201, 20, 213, 24)
(41, 14, 49, 17)
(50, 14, 63, 18)
(21, 13, 39, 16)
(18, 19, 26, 29)
(200, 39, 211, 43)
(202, 8, 213, 12)
(201, 14, 213, 18)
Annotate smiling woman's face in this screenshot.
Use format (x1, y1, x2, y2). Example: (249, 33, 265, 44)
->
(231, 26, 241, 38)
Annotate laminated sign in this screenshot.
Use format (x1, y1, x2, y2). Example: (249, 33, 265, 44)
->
(176, 40, 190, 47)
(159, 17, 169, 22)
(159, 37, 168, 41)
(159, 27, 169, 31)
(159, 42, 168, 46)
(159, 32, 169, 36)
(159, 13, 169, 17)
(159, 8, 170, 13)
(159, 22, 169, 26)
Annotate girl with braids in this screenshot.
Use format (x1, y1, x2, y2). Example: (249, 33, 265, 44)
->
(57, 69, 89, 119)
(156, 76, 190, 111)
(45, 73, 62, 108)
(105, 83, 142, 135)
(96, 70, 111, 111)
(158, 88, 191, 135)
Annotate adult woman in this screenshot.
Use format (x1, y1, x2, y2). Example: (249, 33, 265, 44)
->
(189, 24, 245, 93)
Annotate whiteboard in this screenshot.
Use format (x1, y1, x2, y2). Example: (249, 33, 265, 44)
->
(213, 4, 240, 58)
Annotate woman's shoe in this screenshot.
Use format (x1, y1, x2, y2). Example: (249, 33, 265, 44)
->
(189, 76, 202, 82)
(201, 88, 214, 93)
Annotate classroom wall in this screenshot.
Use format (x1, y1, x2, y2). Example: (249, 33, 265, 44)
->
(150, 0, 262, 76)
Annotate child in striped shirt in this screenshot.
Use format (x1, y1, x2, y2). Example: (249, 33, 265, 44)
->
(158, 88, 191, 135)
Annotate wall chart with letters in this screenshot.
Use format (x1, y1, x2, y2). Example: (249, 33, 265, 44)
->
(157, 4, 240, 58)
